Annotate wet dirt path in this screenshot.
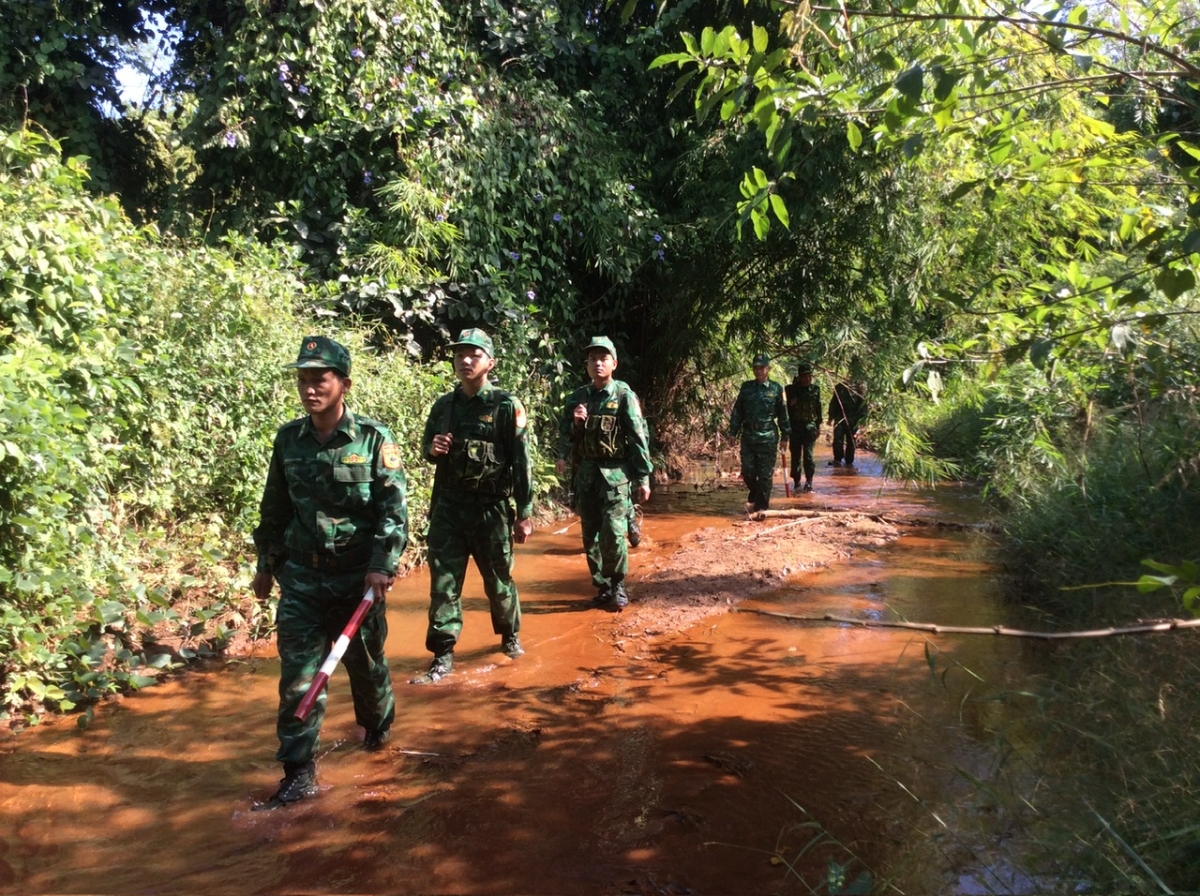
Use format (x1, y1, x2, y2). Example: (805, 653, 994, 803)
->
(0, 449, 1021, 894)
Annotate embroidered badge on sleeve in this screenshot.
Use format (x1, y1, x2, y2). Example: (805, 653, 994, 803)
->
(381, 443, 402, 470)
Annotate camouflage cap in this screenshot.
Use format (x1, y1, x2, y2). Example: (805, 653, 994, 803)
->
(449, 327, 495, 357)
(585, 336, 618, 360)
(287, 335, 351, 377)
(796, 361, 813, 375)
(752, 352, 770, 367)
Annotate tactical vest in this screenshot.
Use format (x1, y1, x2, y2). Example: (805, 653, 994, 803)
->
(444, 389, 513, 497)
(581, 382, 632, 461)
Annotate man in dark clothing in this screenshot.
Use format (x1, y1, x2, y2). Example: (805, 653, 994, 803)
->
(828, 382, 867, 465)
(785, 361, 821, 492)
(252, 336, 408, 809)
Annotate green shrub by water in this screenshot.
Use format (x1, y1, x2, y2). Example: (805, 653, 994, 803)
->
(0, 130, 491, 723)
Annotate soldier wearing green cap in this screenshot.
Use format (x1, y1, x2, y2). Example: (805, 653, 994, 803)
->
(555, 336, 653, 610)
(729, 352, 788, 511)
(411, 328, 534, 684)
(785, 361, 822, 492)
(251, 335, 408, 809)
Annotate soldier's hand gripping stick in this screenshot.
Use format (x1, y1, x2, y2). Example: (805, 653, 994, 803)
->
(294, 587, 376, 721)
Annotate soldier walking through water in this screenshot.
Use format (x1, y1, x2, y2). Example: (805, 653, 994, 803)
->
(251, 336, 408, 809)
(828, 380, 867, 466)
(729, 352, 788, 512)
(412, 329, 534, 684)
(556, 336, 652, 610)
(785, 361, 822, 492)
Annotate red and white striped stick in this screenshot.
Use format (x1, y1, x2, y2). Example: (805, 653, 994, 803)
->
(294, 588, 375, 721)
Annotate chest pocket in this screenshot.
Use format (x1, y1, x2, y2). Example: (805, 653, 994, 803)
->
(449, 418, 510, 494)
(332, 463, 372, 483)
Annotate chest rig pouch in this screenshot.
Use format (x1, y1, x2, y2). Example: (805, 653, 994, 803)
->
(583, 391, 624, 460)
(447, 391, 511, 496)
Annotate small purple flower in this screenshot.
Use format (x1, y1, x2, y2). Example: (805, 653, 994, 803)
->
(552, 213, 562, 222)
(421, 51, 429, 60)
(509, 251, 520, 261)
(657, 249, 665, 260)
(627, 184, 636, 191)
(364, 101, 374, 111)
(277, 62, 290, 73)
(526, 290, 536, 300)
(404, 64, 414, 74)
(237, 74, 246, 83)
(363, 170, 373, 184)
(278, 72, 288, 82)
(578, 231, 584, 238)
(435, 214, 445, 222)
(298, 84, 309, 95)
(223, 131, 237, 148)
(534, 192, 543, 202)
(391, 14, 402, 24)
(653, 233, 662, 242)
(351, 47, 365, 60)
(413, 105, 423, 113)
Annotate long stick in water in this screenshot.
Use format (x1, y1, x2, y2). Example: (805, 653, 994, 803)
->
(294, 587, 375, 721)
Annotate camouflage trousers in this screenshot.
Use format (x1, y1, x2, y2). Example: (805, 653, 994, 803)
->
(740, 437, 778, 510)
(789, 427, 818, 482)
(575, 462, 632, 589)
(425, 492, 520, 657)
(274, 560, 395, 767)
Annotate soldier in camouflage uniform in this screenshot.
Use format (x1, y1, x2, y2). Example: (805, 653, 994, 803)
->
(252, 336, 408, 809)
(729, 352, 788, 512)
(412, 329, 534, 684)
(785, 361, 822, 492)
(555, 336, 652, 610)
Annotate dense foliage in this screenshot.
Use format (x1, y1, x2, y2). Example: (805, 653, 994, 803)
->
(0, 130, 456, 721)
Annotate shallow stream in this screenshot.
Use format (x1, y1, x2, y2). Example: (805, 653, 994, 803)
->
(0, 446, 1039, 894)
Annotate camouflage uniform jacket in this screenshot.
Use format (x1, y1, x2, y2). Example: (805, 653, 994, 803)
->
(557, 379, 653, 490)
(729, 379, 788, 443)
(253, 408, 409, 576)
(422, 383, 535, 520)
(785, 381, 823, 432)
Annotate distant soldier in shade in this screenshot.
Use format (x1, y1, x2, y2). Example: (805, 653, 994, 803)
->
(828, 380, 867, 466)
(729, 352, 788, 512)
(412, 328, 534, 684)
(556, 336, 652, 610)
(252, 336, 408, 809)
(785, 361, 822, 492)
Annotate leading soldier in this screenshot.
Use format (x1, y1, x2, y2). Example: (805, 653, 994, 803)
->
(251, 336, 408, 809)
(411, 329, 534, 684)
(729, 352, 788, 512)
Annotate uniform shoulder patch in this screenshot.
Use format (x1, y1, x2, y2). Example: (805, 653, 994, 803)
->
(380, 443, 403, 470)
(514, 402, 527, 429)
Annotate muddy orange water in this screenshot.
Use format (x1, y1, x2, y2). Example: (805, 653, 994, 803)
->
(0, 450, 1025, 895)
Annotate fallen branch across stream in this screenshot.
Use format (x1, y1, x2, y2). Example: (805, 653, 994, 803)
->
(733, 608, 1200, 640)
(748, 509, 997, 532)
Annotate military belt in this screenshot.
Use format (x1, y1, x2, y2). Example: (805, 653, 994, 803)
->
(291, 544, 372, 572)
(583, 458, 625, 466)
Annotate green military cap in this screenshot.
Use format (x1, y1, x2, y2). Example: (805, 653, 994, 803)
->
(449, 327, 495, 357)
(796, 361, 813, 375)
(752, 352, 770, 366)
(287, 335, 351, 377)
(585, 336, 618, 360)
